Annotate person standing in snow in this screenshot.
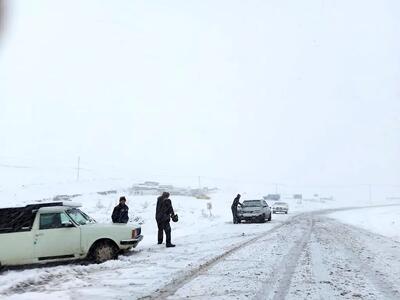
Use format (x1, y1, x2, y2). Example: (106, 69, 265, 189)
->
(156, 192, 169, 242)
(111, 196, 129, 223)
(155, 192, 176, 247)
(231, 194, 243, 224)
(156, 192, 168, 242)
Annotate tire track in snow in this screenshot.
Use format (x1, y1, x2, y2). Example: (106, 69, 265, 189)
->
(249, 214, 315, 300)
(284, 215, 400, 300)
(140, 218, 295, 300)
(269, 216, 314, 300)
(148, 206, 400, 300)
(308, 218, 381, 299)
(320, 218, 400, 299)
(150, 214, 316, 300)
(2, 205, 399, 299)
(0, 218, 292, 298)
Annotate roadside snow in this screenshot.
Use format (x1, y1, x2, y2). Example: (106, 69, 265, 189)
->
(1, 179, 399, 300)
(329, 205, 400, 242)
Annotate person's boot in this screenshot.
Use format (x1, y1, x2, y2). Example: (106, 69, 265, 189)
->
(158, 241, 163, 244)
(166, 243, 176, 248)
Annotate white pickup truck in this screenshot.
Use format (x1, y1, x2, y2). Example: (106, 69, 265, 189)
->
(0, 202, 143, 267)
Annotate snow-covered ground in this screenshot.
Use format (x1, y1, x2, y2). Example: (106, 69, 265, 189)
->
(1, 179, 400, 299)
(0, 182, 291, 300)
(329, 206, 400, 242)
(165, 213, 400, 299)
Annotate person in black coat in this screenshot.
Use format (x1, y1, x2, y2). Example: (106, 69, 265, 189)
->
(112, 196, 129, 223)
(155, 192, 175, 247)
(231, 194, 243, 224)
(156, 192, 169, 222)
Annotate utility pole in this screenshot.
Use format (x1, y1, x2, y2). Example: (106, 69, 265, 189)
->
(76, 156, 80, 181)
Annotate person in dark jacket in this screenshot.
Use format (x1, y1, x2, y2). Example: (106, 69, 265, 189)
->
(155, 192, 175, 247)
(112, 196, 129, 223)
(156, 192, 169, 222)
(231, 194, 243, 224)
(156, 192, 169, 244)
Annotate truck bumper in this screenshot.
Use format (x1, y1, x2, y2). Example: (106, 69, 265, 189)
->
(120, 235, 143, 247)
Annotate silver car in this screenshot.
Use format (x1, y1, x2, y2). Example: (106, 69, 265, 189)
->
(237, 200, 272, 223)
(272, 201, 289, 214)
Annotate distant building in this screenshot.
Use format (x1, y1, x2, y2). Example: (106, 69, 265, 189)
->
(320, 196, 334, 201)
(263, 194, 281, 201)
(171, 188, 190, 196)
(143, 181, 159, 187)
(159, 185, 174, 191)
(129, 181, 218, 198)
(131, 186, 159, 195)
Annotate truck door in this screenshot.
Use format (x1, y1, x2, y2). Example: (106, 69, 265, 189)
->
(0, 231, 35, 265)
(34, 212, 81, 261)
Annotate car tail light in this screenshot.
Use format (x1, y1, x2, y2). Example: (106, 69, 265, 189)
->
(132, 229, 137, 239)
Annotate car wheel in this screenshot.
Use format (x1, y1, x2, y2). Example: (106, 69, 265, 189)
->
(259, 214, 266, 223)
(237, 218, 241, 223)
(92, 241, 118, 263)
(267, 213, 272, 221)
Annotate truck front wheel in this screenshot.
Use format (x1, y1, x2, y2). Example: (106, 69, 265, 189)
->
(91, 241, 118, 263)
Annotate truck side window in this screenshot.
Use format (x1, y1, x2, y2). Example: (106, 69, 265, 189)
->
(39, 213, 73, 230)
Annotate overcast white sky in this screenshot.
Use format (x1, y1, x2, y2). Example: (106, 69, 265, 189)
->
(0, 0, 399, 186)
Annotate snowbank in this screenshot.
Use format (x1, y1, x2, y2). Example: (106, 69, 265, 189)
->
(329, 205, 400, 242)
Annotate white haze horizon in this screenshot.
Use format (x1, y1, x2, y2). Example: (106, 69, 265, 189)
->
(0, 1, 399, 198)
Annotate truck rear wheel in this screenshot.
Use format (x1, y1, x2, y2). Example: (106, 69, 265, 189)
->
(92, 241, 118, 263)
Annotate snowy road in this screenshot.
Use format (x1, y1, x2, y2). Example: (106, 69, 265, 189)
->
(1, 207, 400, 300)
(150, 209, 400, 300)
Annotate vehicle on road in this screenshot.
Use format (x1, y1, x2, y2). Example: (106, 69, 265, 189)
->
(0, 202, 143, 267)
(272, 201, 289, 214)
(237, 200, 272, 223)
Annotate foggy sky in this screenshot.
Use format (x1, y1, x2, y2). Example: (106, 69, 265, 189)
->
(0, 0, 399, 186)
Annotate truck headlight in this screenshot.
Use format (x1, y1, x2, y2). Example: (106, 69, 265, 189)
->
(132, 228, 141, 239)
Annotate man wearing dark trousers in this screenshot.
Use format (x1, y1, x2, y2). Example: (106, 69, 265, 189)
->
(231, 194, 243, 224)
(155, 192, 176, 247)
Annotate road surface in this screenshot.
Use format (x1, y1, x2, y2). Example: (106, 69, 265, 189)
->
(147, 210, 400, 300)
(1, 207, 400, 300)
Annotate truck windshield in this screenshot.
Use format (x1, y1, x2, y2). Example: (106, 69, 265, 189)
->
(243, 201, 262, 207)
(67, 208, 96, 225)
